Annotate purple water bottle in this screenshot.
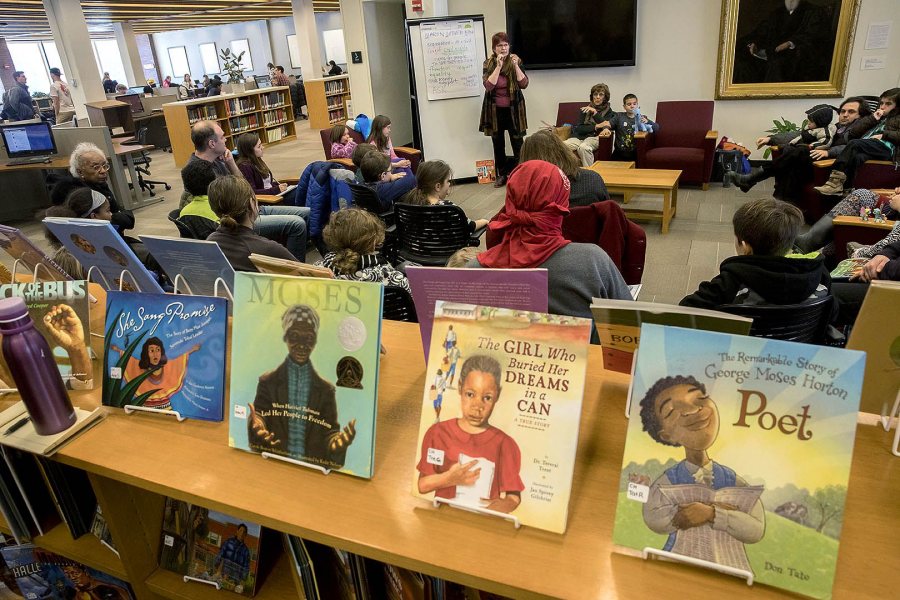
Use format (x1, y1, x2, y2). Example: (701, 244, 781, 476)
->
(0, 297, 76, 435)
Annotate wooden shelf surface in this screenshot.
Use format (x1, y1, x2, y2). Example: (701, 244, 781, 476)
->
(34, 524, 128, 581)
(48, 321, 900, 600)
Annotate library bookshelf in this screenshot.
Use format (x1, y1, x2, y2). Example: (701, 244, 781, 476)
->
(1, 320, 898, 599)
(304, 75, 351, 130)
(162, 87, 296, 167)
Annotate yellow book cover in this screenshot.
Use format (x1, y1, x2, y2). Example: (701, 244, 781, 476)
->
(846, 280, 900, 415)
(411, 301, 591, 533)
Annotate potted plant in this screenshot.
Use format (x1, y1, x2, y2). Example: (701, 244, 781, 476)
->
(219, 48, 246, 93)
(761, 117, 808, 159)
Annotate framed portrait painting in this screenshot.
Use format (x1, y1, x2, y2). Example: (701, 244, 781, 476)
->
(716, 0, 861, 99)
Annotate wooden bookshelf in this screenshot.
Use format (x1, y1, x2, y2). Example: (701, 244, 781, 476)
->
(162, 87, 296, 167)
(34, 522, 128, 581)
(0, 320, 876, 599)
(304, 75, 351, 130)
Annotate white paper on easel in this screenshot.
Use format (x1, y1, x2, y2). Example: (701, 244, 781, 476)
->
(455, 453, 495, 507)
(420, 20, 480, 100)
(865, 21, 892, 50)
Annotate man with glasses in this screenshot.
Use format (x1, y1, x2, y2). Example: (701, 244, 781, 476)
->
(1, 71, 38, 122)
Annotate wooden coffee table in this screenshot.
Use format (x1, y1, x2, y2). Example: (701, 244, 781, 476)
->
(587, 164, 682, 234)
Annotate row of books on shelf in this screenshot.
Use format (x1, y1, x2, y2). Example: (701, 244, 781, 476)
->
(229, 114, 259, 134)
(259, 91, 288, 109)
(225, 97, 257, 116)
(324, 79, 347, 95)
(265, 125, 290, 143)
(328, 109, 347, 124)
(262, 108, 289, 127)
(187, 105, 218, 124)
(0, 216, 894, 599)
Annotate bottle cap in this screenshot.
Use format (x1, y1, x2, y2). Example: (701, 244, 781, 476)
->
(0, 297, 28, 323)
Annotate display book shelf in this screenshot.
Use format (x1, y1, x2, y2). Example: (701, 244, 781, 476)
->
(304, 75, 351, 130)
(0, 320, 897, 600)
(162, 87, 296, 167)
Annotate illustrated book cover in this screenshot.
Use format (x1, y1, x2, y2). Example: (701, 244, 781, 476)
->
(0, 279, 92, 389)
(0, 225, 70, 281)
(43, 218, 163, 293)
(405, 266, 548, 361)
(412, 301, 592, 533)
(229, 272, 384, 478)
(475, 160, 495, 184)
(104, 291, 227, 421)
(159, 498, 262, 597)
(829, 257, 867, 280)
(591, 299, 752, 374)
(846, 280, 900, 415)
(613, 323, 865, 599)
(1, 543, 134, 599)
(139, 235, 235, 298)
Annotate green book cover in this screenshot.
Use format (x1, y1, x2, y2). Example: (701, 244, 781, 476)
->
(228, 273, 383, 478)
(613, 324, 864, 599)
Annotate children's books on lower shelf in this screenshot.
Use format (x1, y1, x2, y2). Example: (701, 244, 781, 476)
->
(412, 302, 591, 533)
(229, 273, 383, 477)
(103, 291, 228, 420)
(846, 280, 900, 414)
(590, 299, 752, 374)
(0, 280, 92, 389)
(0, 543, 134, 599)
(613, 324, 865, 599)
(42, 218, 164, 293)
(159, 498, 262, 597)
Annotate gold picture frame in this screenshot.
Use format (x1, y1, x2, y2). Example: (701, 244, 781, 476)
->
(715, 0, 861, 99)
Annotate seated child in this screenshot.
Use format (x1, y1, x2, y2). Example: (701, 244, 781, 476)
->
(446, 247, 480, 268)
(597, 93, 659, 161)
(315, 208, 410, 292)
(366, 114, 413, 175)
(178, 158, 219, 239)
(351, 143, 378, 183)
(416, 354, 524, 514)
(680, 198, 830, 309)
(401, 160, 488, 231)
(360, 151, 415, 211)
(329, 123, 358, 159)
(235, 132, 298, 205)
(564, 82, 616, 167)
(206, 175, 297, 272)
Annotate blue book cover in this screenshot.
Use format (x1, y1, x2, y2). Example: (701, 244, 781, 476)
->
(613, 324, 865, 599)
(103, 291, 227, 421)
(1, 543, 134, 599)
(228, 272, 384, 478)
(43, 217, 163, 294)
(139, 235, 235, 298)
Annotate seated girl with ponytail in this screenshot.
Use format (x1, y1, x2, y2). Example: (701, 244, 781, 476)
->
(402, 160, 488, 232)
(315, 208, 410, 292)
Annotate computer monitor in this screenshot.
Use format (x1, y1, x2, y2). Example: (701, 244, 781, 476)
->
(116, 94, 144, 114)
(126, 86, 146, 95)
(255, 74, 272, 88)
(0, 122, 57, 159)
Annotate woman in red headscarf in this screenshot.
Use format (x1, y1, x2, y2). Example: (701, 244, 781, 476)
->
(472, 160, 631, 319)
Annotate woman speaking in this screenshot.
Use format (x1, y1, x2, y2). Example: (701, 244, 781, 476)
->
(480, 32, 528, 188)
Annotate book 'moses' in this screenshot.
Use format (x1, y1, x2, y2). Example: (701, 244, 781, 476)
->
(104, 291, 228, 420)
(412, 302, 592, 533)
(613, 324, 865, 599)
(229, 273, 383, 478)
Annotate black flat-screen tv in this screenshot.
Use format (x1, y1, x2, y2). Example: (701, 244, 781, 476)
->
(505, 0, 637, 69)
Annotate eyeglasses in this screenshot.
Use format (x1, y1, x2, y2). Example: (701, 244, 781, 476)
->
(88, 162, 110, 172)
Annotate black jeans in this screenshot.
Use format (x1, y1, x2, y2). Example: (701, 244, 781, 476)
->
(833, 138, 893, 184)
(491, 107, 524, 177)
(767, 145, 814, 201)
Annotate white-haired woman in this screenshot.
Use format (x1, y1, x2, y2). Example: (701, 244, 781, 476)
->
(49, 142, 134, 233)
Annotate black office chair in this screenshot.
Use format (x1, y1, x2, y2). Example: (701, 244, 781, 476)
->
(127, 127, 172, 196)
(348, 182, 398, 262)
(717, 295, 834, 344)
(382, 286, 418, 322)
(167, 209, 216, 240)
(393, 203, 486, 266)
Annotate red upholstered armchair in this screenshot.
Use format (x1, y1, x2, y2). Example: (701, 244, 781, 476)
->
(486, 201, 646, 285)
(634, 100, 717, 188)
(318, 128, 423, 173)
(556, 102, 613, 162)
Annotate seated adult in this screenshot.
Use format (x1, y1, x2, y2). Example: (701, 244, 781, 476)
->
(50, 142, 135, 233)
(360, 151, 415, 211)
(316, 208, 411, 292)
(795, 186, 900, 254)
(235, 132, 298, 205)
(115, 83, 128, 95)
(734, 98, 870, 198)
(815, 87, 900, 196)
(832, 238, 900, 325)
(184, 120, 308, 260)
(206, 76, 223, 97)
(207, 176, 297, 272)
(102, 73, 118, 94)
(470, 160, 631, 320)
(401, 160, 488, 231)
(178, 159, 220, 239)
(563, 83, 615, 167)
(521, 129, 609, 207)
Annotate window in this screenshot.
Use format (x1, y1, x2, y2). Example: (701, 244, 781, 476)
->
(92, 39, 128, 86)
(42, 42, 63, 78)
(199, 43, 219, 76)
(167, 46, 190, 81)
(229, 39, 253, 72)
(7, 43, 52, 95)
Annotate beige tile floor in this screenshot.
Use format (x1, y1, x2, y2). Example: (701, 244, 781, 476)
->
(13, 120, 774, 306)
